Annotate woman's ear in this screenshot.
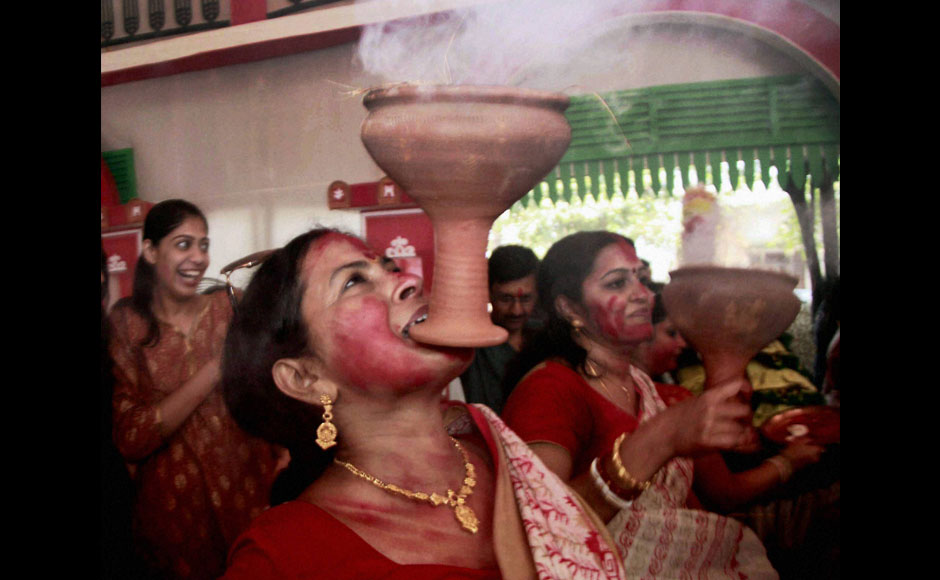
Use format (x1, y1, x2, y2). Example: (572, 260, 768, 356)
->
(141, 239, 157, 265)
(272, 358, 333, 405)
(554, 294, 583, 326)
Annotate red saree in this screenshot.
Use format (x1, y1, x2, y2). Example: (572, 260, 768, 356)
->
(222, 403, 627, 580)
(503, 361, 778, 579)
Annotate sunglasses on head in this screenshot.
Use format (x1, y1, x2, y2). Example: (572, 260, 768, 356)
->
(220, 249, 276, 313)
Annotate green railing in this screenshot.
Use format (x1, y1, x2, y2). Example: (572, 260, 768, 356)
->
(522, 74, 839, 208)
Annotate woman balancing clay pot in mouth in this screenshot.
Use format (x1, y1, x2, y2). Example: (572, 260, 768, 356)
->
(219, 228, 629, 579)
(295, 232, 471, 393)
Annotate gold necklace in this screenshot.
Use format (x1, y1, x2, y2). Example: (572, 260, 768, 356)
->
(333, 437, 479, 534)
(584, 358, 635, 409)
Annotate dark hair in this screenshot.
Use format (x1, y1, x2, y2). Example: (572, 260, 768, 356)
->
(488, 245, 540, 287)
(501, 231, 635, 392)
(222, 228, 339, 504)
(644, 281, 667, 325)
(131, 199, 208, 347)
(101, 242, 110, 305)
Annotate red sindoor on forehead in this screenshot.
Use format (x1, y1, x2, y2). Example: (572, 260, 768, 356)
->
(612, 238, 638, 262)
(310, 232, 379, 262)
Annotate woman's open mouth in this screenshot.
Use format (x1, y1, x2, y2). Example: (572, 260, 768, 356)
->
(401, 311, 429, 339)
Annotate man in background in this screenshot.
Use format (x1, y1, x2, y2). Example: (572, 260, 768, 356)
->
(459, 245, 540, 414)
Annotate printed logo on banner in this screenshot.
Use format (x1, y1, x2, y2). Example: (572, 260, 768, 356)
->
(328, 180, 351, 209)
(377, 177, 401, 205)
(108, 254, 128, 273)
(385, 236, 416, 258)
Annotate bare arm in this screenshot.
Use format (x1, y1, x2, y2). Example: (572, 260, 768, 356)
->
(528, 378, 758, 522)
(528, 442, 620, 523)
(693, 441, 825, 513)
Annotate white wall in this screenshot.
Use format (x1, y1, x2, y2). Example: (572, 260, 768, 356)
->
(101, 16, 812, 279)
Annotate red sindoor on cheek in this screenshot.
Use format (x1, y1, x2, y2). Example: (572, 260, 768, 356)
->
(590, 295, 627, 341)
(327, 296, 438, 391)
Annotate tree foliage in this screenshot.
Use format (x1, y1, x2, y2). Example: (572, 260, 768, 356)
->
(488, 176, 837, 286)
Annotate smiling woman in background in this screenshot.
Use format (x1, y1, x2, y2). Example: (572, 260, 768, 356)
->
(108, 199, 280, 580)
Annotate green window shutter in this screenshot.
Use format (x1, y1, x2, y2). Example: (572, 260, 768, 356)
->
(102, 148, 138, 203)
(520, 75, 839, 207)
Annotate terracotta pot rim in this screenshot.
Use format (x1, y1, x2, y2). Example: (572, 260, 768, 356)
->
(668, 265, 798, 287)
(362, 83, 570, 111)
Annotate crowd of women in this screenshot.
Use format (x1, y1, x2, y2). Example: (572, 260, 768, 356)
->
(102, 198, 832, 580)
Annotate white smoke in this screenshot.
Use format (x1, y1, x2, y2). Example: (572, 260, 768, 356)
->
(355, 0, 642, 89)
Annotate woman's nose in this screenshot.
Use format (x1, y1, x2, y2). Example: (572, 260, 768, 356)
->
(190, 249, 208, 265)
(629, 280, 653, 302)
(393, 272, 423, 302)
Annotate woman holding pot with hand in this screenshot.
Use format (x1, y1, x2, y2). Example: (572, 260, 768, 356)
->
(501, 230, 778, 579)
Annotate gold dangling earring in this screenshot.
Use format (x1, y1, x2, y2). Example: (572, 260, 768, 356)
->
(570, 319, 584, 337)
(316, 394, 338, 450)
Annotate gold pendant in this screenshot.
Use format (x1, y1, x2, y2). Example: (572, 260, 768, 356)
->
(454, 504, 479, 534)
(316, 422, 337, 449)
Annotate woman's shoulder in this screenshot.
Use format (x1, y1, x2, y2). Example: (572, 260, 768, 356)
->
(503, 360, 589, 417)
(203, 289, 234, 315)
(232, 501, 363, 559)
(225, 502, 363, 577)
(107, 298, 145, 340)
(108, 297, 136, 321)
(245, 501, 334, 533)
(194, 290, 235, 332)
(519, 359, 582, 385)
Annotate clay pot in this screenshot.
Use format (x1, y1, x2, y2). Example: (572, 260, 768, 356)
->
(360, 84, 571, 347)
(662, 266, 801, 392)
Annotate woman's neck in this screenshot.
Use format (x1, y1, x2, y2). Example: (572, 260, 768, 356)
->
(577, 335, 640, 414)
(579, 336, 634, 379)
(151, 290, 203, 331)
(330, 390, 466, 481)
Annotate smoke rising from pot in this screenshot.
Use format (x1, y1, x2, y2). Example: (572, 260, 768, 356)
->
(355, 0, 639, 90)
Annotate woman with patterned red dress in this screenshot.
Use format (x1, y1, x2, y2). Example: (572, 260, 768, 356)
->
(108, 199, 280, 580)
(501, 230, 778, 578)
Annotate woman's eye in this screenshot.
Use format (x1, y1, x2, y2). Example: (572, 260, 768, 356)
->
(343, 273, 367, 290)
(606, 278, 627, 290)
(199, 241, 210, 252)
(176, 240, 190, 250)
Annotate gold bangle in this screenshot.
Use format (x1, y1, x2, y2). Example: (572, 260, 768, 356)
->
(609, 432, 652, 495)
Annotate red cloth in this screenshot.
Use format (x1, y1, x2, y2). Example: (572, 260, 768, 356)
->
(223, 401, 627, 580)
(503, 361, 691, 479)
(222, 501, 500, 579)
(224, 404, 503, 579)
(109, 291, 280, 580)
